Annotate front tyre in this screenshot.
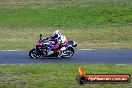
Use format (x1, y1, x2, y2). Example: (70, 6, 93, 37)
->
(29, 48, 39, 58)
(62, 47, 74, 58)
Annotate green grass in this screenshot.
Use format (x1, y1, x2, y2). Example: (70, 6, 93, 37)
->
(0, 26, 132, 50)
(0, 0, 132, 49)
(0, 64, 132, 88)
(0, 0, 132, 27)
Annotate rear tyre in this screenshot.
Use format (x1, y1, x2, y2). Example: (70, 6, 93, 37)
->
(29, 48, 39, 58)
(62, 47, 74, 58)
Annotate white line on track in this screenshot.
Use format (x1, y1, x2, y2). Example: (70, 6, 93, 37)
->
(0, 50, 24, 51)
(79, 49, 97, 50)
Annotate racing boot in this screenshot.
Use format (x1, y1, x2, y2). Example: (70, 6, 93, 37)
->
(57, 50, 67, 58)
(57, 50, 62, 58)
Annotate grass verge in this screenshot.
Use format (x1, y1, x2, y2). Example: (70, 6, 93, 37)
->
(0, 26, 132, 50)
(0, 64, 132, 88)
(0, 0, 132, 49)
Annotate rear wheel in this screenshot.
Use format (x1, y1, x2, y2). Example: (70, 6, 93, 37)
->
(29, 48, 39, 58)
(62, 47, 74, 58)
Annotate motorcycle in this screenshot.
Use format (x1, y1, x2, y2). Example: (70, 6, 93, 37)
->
(29, 34, 77, 58)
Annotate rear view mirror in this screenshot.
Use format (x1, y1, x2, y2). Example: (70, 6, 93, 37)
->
(40, 34, 42, 40)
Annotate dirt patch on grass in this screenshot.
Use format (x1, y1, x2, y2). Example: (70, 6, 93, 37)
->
(0, 72, 27, 87)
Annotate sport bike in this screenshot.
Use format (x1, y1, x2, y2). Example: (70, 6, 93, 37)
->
(29, 34, 77, 58)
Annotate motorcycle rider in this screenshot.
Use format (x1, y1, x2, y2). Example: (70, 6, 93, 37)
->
(59, 35, 68, 57)
(45, 30, 68, 57)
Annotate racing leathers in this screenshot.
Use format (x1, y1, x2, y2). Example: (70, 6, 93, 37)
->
(45, 35, 68, 57)
(58, 35, 68, 57)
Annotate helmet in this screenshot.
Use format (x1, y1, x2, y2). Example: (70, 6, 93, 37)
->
(53, 30, 61, 39)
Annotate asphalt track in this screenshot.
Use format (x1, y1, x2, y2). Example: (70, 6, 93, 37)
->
(0, 49, 132, 64)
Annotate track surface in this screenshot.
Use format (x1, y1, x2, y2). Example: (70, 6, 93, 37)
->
(0, 50, 132, 64)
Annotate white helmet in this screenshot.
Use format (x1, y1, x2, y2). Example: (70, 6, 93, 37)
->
(53, 30, 61, 39)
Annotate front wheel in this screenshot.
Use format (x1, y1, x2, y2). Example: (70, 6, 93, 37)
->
(62, 47, 74, 58)
(29, 48, 39, 58)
